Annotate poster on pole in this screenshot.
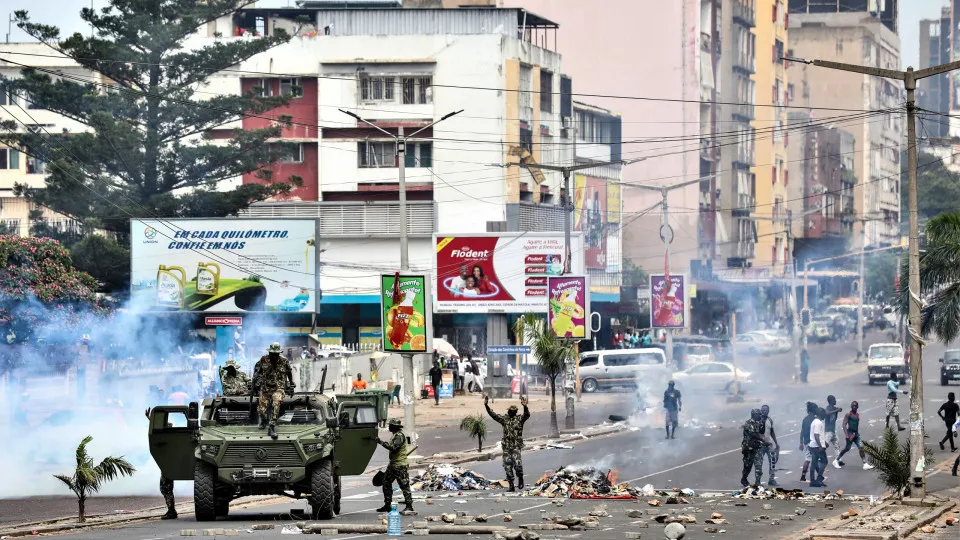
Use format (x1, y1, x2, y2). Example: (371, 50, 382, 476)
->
(380, 274, 431, 353)
(130, 218, 317, 313)
(547, 275, 590, 339)
(650, 273, 688, 329)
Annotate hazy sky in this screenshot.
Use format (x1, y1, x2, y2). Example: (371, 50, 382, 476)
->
(0, 0, 947, 71)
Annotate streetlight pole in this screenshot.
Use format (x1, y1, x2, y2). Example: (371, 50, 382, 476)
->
(785, 57, 960, 497)
(340, 108, 462, 442)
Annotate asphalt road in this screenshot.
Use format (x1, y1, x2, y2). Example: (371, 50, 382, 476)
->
(4, 330, 960, 538)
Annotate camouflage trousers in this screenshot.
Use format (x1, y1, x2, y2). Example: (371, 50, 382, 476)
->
(741, 447, 764, 484)
(502, 448, 524, 483)
(758, 445, 778, 481)
(257, 389, 284, 426)
(382, 464, 412, 505)
(160, 475, 175, 511)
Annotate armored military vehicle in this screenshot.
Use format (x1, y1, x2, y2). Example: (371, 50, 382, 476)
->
(148, 385, 386, 521)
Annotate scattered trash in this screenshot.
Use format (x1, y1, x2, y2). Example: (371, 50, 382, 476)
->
(920, 525, 936, 534)
(280, 525, 302, 535)
(523, 466, 638, 499)
(411, 464, 490, 491)
(454, 500, 468, 504)
(648, 499, 662, 507)
(641, 484, 656, 497)
(734, 485, 835, 501)
(547, 443, 573, 449)
(588, 504, 610, 517)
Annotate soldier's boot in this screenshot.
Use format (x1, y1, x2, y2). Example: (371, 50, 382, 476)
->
(268, 424, 278, 439)
(161, 509, 177, 520)
(402, 502, 414, 513)
(507, 480, 515, 492)
(517, 469, 524, 489)
(740, 477, 749, 487)
(376, 502, 392, 512)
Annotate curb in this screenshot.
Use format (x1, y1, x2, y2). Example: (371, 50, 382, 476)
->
(795, 500, 958, 540)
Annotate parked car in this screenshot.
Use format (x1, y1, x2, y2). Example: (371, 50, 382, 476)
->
(940, 349, 960, 386)
(734, 333, 778, 356)
(672, 362, 755, 395)
(681, 343, 714, 367)
(578, 348, 670, 393)
(807, 316, 834, 343)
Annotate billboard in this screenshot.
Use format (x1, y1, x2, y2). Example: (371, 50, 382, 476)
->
(130, 219, 317, 313)
(575, 175, 622, 271)
(380, 274, 430, 353)
(434, 233, 585, 313)
(650, 274, 688, 329)
(547, 275, 590, 339)
(359, 326, 382, 347)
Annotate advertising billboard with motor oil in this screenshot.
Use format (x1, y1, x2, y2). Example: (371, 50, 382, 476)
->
(130, 219, 318, 313)
(433, 233, 585, 313)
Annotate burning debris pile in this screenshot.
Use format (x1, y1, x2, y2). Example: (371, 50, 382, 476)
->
(734, 485, 857, 501)
(411, 464, 493, 491)
(523, 467, 637, 499)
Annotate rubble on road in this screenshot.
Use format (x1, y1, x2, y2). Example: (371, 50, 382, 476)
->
(411, 464, 492, 491)
(522, 466, 639, 499)
(733, 485, 856, 501)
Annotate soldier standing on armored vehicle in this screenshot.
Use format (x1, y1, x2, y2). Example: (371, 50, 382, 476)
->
(376, 419, 414, 513)
(219, 359, 250, 396)
(484, 395, 530, 492)
(253, 343, 295, 438)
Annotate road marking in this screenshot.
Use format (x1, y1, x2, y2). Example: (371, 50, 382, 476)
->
(342, 493, 379, 500)
(623, 402, 886, 485)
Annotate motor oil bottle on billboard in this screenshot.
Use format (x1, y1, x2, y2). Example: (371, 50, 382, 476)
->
(156, 265, 186, 308)
(196, 262, 221, 296)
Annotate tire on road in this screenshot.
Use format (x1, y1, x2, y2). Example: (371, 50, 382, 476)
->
(194, 461, 218, 522)
(215, 500, 229, 517)
(310, 458, 336, 520)
(581, 378, 599, 393)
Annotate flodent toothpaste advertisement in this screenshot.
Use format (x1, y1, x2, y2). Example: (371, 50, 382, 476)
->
(131, 219, 317, 313)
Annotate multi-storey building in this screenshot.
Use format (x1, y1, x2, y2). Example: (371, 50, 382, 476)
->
(0, 44, 92, 237)
(787, 0, 898, 34)
(918, 8, 951, 139)
(751, 0, 789, 276)
(196, 4, 623, 349)
(786, 11, 901, 247)
(718, 0, 758, 269)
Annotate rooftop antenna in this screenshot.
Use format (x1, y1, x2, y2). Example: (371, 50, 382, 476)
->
(6, 13, 13, 44)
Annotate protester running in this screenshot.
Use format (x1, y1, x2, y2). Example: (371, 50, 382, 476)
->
(938, 392, 959, 452)
(835, 400, 874, 470)
(824, 395, 842, 464)
(808, 407, 828, 488)
(800, 401, 817, 483)
(885, 372, 908, 431)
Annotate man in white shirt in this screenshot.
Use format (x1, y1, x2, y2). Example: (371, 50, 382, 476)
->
(807, 407, 828, 488)
(449, 265, 469, 296)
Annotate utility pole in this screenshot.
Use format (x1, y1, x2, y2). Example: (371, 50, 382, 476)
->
(515, 155, 645, 422)
(856, 218, 867, 362)
(785, 57, 960, 497)
(340, 108, 462, 443)
(629, 177, 704, 364)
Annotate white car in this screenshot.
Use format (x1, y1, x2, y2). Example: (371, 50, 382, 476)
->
(735, 333, 778, 356)
(750, 331, 791, 353)
(672, 362, 755, 395)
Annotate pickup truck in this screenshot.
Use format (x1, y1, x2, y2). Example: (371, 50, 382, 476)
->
(867, 343, 906, 385)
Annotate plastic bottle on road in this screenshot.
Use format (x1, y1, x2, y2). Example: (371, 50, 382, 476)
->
(387, 503, 402, 536)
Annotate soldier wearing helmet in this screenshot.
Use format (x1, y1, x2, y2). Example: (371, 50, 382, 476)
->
(219, 359, 250, 396)
(376, 419, 413, 513)
(740, 408, 769, 487)
(485, 395, 530, 492)
(253, 342, 295, 439)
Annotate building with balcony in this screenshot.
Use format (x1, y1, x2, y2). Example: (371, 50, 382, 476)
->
(718, 0, 758, 269)
(787, 0, 898, 34)
(0, 43, 94, 236)
(786, 11, 902, 247)
(751, 0, 789, 276)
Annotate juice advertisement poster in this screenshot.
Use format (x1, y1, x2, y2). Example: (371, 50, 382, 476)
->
(380, 274, 429, 353)
(650, 273, 687, 329)
(547, 275, 590, 340)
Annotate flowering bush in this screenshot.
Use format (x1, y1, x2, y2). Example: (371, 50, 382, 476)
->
(0, 235, 104, 342)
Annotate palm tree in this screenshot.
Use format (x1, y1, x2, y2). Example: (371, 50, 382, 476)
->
(862, 428, 934, 499)
(459, 414, 487, 453)
(514, 312, 575, 437)
(54, 436, 136, 522)
(897, 212, 960, 341)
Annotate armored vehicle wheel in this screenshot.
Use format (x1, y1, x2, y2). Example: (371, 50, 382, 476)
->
(309, 458, 336, 520)
(194, 461, 218, 521)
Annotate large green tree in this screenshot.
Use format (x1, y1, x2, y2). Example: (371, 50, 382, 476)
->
(0, 1, 302, 236)
(897, 212, 960, 342)
(900, 151, 960, 226)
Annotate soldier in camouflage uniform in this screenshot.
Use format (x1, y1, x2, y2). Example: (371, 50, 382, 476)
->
(741, 408, 769, 487)
(219, 359, 250, 396)
(376, 419, 413, 512)
(252, 343, 295, 439)
(485, 395, 530, 492)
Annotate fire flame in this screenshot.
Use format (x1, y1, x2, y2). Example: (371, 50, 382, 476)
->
(606, 469, 619, 485)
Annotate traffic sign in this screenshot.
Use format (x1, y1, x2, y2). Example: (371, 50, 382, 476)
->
(487, 345, 531, 355)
